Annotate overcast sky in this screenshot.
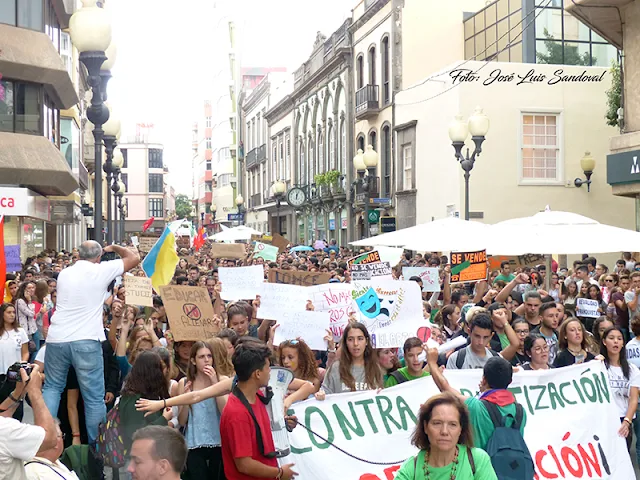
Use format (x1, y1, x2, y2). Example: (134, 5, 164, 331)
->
(106, 0, 352, 195)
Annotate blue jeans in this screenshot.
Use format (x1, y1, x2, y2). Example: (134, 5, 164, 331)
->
(633, 405, 640, 466)
(42, 340, 105, 444)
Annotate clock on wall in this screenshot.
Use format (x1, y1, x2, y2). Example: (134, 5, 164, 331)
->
(287, 187, 307, 207)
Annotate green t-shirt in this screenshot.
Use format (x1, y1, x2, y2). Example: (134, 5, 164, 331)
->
(494, 273, 515, 284)
(384, 366, 430, 388)
(497, 332, 510, 350)
(395, 445, 497, 480)
(464, 396, 526, 450)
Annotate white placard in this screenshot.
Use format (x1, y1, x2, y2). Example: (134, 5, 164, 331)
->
(258, 283, 307, 319)
(272, 310, 330, 351)
(130, 236, 139, 246)
(308, 283, 355, 340)
(351, 262, 393, 281)
(576, 297, 600, 318)
(219, 265, 264, 301)
(402, 267, 440, 292)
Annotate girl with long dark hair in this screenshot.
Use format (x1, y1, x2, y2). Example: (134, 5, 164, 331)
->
(315, 322, 383, 398)
(0, 303, 29, 420)
(15, 281, 37, 360)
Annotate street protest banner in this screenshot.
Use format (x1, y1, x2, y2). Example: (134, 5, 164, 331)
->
(285, 362, 634, 480)
(219, 265, 263, 300)
(258, 283, 308, 320)
(210, 243, 246, 260)
(4, 245, 21, 272)
(138, 237, 158, 253)
(159, 285, 219, 341)
(268, 269, 332, 286)
(272, 310, 330, 351)
(254, 242, 278, 262)
(124, 276, 153, 307)
(350, 261, 392, 281)
(450, 249, 488, 283)
(351, 280, 424, 348)
(348, 250, 381, 266)
(576, 298, 600, 318)
(402, 267, 440, 292)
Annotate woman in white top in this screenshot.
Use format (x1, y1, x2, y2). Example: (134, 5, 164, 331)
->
(0, 302, 29, 420)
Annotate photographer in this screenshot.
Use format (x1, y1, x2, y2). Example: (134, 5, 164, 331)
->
(0, 364, 57, 480)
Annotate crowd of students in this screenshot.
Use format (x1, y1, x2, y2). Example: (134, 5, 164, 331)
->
(1, 241, 640, 479)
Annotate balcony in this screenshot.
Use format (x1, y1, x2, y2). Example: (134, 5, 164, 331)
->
(355, 85, 380, 119)
(245, 143, 267, 169)
(355, 175, 380, 203)
(250, 193, 262, 208)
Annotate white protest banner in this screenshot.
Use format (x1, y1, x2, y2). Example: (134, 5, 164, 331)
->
(576, 298, 600, 318)
(402, 267, 440, 292)
(308, 283, 355, 340)
(272, 310, 330, 351)
(351, 280, 424, 348)
(124, 276, 153, 307)
(351, 262, 393, 281)
(219, 265, 263, 300)
(285, 362, 633, 480)
(258, 283, 307, 320)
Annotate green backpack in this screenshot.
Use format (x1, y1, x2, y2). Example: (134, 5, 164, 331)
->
(59, 445, 103, 480)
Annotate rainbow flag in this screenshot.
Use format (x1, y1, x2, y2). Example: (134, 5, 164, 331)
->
(142, 225, 179, 292)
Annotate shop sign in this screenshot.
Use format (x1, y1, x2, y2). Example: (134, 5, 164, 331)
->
(0, 187, 50, 221)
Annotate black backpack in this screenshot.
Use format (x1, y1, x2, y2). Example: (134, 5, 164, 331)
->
(481, 400, 534, 480)
(455, 347, 499, 369)
(389, 370, 408, 385)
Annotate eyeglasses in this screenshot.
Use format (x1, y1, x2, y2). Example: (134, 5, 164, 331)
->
(533, 345, 550, 353)
(515, 329, 530, 336)
(605, 279, 615, 283)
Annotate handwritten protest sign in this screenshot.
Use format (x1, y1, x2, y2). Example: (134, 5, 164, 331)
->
(576, 298, 600, 318)
(308, 283, 355, 340)
(138, 237, 158, 253)
(450, 250, 487, 283)
(351, 262, 392, 281)
(159, 285, 218, 341)
(210, 243, 246, 259)
(286, 362, 633, 480)
(219, 265, 263, 300)
(348, 250, 381, 266)
(268, 269, 331, 286)
(351, 280, 424, 348)
(488, 254, 547, 271)
(4, 245, 21, 272)
(258, 283, 307, 320)
(402, 267, 440, 292)
(272, 310, 330, 351)
(124, 276, 153, 307)
(254, 242, 278, 262)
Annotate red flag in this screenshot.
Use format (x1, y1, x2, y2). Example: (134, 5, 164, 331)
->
(193, 227, 205, 252)
(0, 215, 5, 303)
(142, 217, 155, 232)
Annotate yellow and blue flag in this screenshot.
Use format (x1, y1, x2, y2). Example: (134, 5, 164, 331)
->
(142, 226, 179, 292)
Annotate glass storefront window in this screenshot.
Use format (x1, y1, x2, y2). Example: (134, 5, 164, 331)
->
(21, 218, 45, 260)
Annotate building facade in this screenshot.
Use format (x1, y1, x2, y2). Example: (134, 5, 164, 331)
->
(0, 0, 88, 261)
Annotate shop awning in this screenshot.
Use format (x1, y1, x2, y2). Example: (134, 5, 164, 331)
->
(0, 132, 79, 196)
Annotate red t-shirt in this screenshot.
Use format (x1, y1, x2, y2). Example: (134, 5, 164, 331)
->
(220, 392, 278, 480)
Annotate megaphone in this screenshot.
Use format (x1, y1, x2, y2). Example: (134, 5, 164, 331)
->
(267, 367, 295, 458)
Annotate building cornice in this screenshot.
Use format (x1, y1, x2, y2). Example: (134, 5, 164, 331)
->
(243, 78, 271, 113)
(350, 0, 391, 33)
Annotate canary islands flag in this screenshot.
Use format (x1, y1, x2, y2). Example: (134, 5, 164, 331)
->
(142, 226, 179, 292)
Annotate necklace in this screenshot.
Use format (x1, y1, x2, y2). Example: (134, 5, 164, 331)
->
(423, 445, 459, 480)
(567, 347, 584, 356)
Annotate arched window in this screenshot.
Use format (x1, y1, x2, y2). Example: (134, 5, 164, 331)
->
(368, 46, 376, 85)
(357, 135, 365, 152)
(356, 55, 364, 90)
(382, 125, 391, 197)
(308, 138, 315, 181)
(381, 36, 390, 104)
(300, 138, 306, 184)
(317, 128, 324, 174)
(328, 124, 335, 170)
(369, 130, 377, 152)
(340, 120, 346, 173)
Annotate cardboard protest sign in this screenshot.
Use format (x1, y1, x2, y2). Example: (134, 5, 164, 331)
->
(254, 242, 278, 262)
(348, 250, 381, 266)
(308, 283, 355, 340)
(450, 250, 487, 283)
(488, 254, 547, 271)
(272, 310, 330, 350)
(350, 262, 392, 281)
(4, 245, 21, 272)
(402, 267, 440, 292)
(159, 285, 218, 341)
(138, 237, 158, 253)
(210, 243, 246, 259)
(576, 298, 600, 318)
(258, 283, 307, 320)
(270, 233, 290, 253)
(124, 276, 153, 307)
(351, 280, 424, 348)
(287, 362, 634, 480)
(268, 269, 332, 286)
(219, 265, 263, 300)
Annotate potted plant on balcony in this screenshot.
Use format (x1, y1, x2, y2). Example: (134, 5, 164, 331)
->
(315, 173, 330, 198)
(326, 170, 343, 195)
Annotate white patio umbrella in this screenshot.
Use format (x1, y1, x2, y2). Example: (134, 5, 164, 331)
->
(209, 225, 262, 242)
(357, 217, 489, 252)
(487, 209, 640, 255)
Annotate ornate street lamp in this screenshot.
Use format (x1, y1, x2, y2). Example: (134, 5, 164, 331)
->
(102, 104, 120, 244)
(235, 195, 244, 226)
(273, 179, 286, 235)
(574, 152, 596, 192)
(110, 148, 124, 242)
(353, 146, 378, 238)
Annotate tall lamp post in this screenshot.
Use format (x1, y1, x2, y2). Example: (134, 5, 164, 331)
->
(117, 192, 126, 243)
(235, 195, 244, 226)
(273, 180, 286, 235)
(70, 0, 113, 243)
(353, 146, 378, 238)
(110, 149, 124, 243)
(211, 204, 217, 232)
(448, 107, 490, 221)
(102, 104, 120, 244)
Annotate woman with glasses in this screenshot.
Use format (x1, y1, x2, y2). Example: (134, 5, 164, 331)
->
(521, 334, 552, 371)
(509, 319, 531, 367)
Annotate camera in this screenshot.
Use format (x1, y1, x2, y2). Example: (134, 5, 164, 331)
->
(7, 362, 32, 382)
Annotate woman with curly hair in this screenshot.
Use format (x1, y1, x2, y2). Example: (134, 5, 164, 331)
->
(278, 339, 320, 391)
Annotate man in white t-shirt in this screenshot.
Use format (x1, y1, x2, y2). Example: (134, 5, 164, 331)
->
(0, 365, 57, 480)
(25, 419, 80, 480)
(42, 241, 139, 445)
